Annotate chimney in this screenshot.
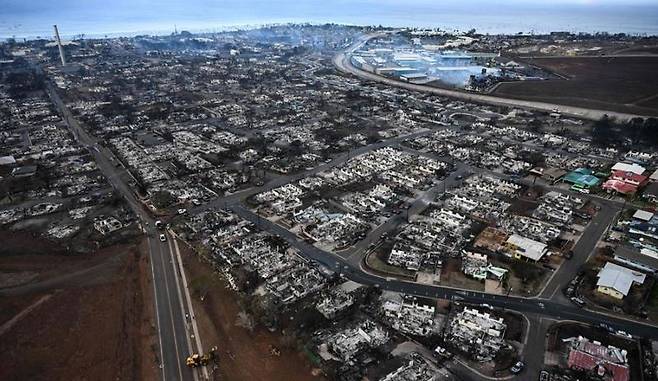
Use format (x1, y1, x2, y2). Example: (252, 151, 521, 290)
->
(53, 25, 66, 66)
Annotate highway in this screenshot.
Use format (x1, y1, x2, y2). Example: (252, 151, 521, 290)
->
(333, 33, 652, 122)
(42, 72, 449, 379)
(44, 80, 200, 381)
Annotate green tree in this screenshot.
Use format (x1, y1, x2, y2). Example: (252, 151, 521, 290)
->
(642, 117, 658, 146)
(151, 190, 175, 209)
(592, 115, 614, 145)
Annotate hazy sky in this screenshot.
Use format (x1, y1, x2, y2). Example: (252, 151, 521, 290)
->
(5, 0, 658, 12)
(2, 0, 658, 38)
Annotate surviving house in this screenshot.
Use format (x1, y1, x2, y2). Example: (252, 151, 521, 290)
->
(596, 262, 646, 300)
(603, 162, 649, 195)
(566, 336, 629, 381)
(504, 234, 548, 262)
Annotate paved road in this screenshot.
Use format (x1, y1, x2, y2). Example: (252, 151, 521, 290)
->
(231, 204, 658, 336)
(231, 195, 658, 381)
(44, 80, 199, 381)
(297, 55, 505, 123)
(539, 204, 618, 300)
(37, 50, 652, 380)
(343, 161, 470, 265)
(521, 314, 555, 379)
(334, 34, 652, 122)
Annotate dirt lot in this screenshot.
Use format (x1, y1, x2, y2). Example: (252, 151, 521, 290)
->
(493, 56, 658, 116)
(440, 258, 485, 291)
(0, 231, 157, 381)
(179, 242, 325, 381)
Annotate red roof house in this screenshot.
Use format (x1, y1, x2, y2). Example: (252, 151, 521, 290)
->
(567, 337, 629, 381)
(603, 170, 649, 195)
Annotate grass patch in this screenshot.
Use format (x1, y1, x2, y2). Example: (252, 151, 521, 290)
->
(189, 274, 213, 299)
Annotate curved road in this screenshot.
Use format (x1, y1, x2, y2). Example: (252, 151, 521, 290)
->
(230, 203, 658, 340)
(178, 118, 658, 342)
(334, 33, 652, 122)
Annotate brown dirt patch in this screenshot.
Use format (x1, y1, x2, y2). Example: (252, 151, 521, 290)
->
(440, 258, 485, 291)
(0, 234, 158, 381)
(179, 241, 325, 381)
(493, 56, 658, 116)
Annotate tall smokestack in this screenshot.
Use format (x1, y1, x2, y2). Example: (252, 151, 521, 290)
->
(53, 25, 66, 66)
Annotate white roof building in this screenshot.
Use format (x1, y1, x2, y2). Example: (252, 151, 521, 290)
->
(611, 162, 646, 176)
(633, 209, 655, 222)
(506, 234, 548, 261)
(0, 155, 16, 166)
(597, 262, 646, 297)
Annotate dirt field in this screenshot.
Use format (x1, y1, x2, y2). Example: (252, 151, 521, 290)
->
(493, 56, 658, 116)
(179, 241, 325, 381)
(0, 232, 158, 381)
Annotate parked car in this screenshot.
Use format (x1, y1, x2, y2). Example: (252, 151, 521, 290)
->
(597, 322, 615, 333)
(570, 296, 586, 307)
(177, 208, 187, 215)
(434, 346, 453, 359)
(155, 220, 163, 229)
(159, 234, 166, 242)
(616, 330, 632, 339)
(510, 361, 525, 374)
(564, 286, 575, 297)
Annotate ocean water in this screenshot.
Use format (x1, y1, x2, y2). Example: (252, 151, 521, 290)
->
(2, 0, 658, 40)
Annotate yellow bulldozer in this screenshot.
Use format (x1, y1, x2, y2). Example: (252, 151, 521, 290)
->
(186, 346, 218, 368)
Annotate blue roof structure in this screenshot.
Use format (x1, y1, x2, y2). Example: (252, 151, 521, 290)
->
(563, 168, 601, 187)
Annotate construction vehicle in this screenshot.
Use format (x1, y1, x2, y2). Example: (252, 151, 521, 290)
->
(186, 346, 218, 368)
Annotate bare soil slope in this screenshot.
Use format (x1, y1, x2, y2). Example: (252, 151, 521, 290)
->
(0, 232, 157, 381)
(180, 242, 325, 381)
